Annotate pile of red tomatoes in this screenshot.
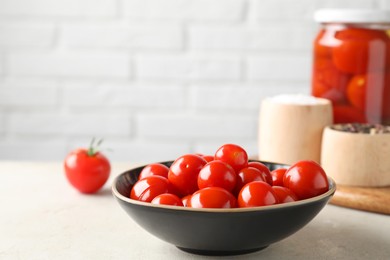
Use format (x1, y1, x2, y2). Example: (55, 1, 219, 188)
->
(130, 144, 329, 208)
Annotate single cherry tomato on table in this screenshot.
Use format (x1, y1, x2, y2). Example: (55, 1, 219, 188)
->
(168, 154, 207, 196)
(151, 193, 184, 206)
(130, 175, 171, 202)
(238, 181, 279, 208)
(190, 187, 237, 209)
(283, 160, 329, 200)
(138, 163, 169, 180)
(272, 186, 298, 203)
(197, 160, 237, 192)
(214, 144, 248, 173)
(270, 168, 287, 187)
(64, 139, 110, 194)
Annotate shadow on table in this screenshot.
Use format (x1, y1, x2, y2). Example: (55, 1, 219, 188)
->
(94, 188, 113, 197)
(174, 216, 389, 259)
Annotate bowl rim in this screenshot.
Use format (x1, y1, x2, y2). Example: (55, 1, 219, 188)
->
(112, 164, 336, 213)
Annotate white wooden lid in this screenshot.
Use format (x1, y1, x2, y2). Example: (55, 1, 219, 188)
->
(314, 9, 390, 23)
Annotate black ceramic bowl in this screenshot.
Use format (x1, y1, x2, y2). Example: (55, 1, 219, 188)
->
(112, 160, 336, 256)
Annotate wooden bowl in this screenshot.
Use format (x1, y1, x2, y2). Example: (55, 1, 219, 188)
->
(321, 126, 390, 187)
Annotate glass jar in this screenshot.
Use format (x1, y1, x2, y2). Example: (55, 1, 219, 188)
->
(311, 9, 390, 124)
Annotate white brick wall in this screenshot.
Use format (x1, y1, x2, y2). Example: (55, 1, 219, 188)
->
(0, 0, 116, 17)
(7, 112, 131, 136)
(122, 0, 245, 21)
(7, 51, 131, 78)
(62, 22, 183, 50)
(0, 53, 3, 75)
(0, 22, 56, 48)
(135, 54, 242, 81)
(247, 54, 312, 81)
(0, 78, 58, 107)
(189, 24, 314, 52)
(0, 0, 386, 161)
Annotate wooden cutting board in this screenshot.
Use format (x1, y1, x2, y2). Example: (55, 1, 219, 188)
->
(330, 184, 390, 215)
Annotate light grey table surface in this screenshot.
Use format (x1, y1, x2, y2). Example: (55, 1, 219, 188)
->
(1, 161, 389, 260)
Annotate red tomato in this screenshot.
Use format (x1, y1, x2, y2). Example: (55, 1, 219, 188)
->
(381, 73, 390, 122)
(197, 160, 237, 192)
(313, 29, 332, 58)
(346, 74, 366, 110)
(347, 73, 389, 123)
(234, 167, 266, 195)
(283, 160, 329, 200)
(202, 155, 214, 163)
(333, 28, 388, 74)
(139, 163, 169, 180)
(130, 175, 170, 202)
(333, 105, 366, 123)
(238, 181, 278, 208)
(190, 187, 236, 209)
(272, 186, 298, 203)
(64, 144, 110, 194)
(247, 161, 273, 185)
(270, 168, 287, 187)
(314, 26, 343, 58)
(214, 144, 248, 173)
(182, 194, 192, 207)
(168, 154, 207, 196)
(151, 193, 184, 206)
(312, 57, 350, 103)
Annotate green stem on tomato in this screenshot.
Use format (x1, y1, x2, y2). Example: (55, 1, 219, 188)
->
(87, 137, 103, 156)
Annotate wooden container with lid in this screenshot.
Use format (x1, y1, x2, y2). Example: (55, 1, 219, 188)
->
(258, 95, 332, 165)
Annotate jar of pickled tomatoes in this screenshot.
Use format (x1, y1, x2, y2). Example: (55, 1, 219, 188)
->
(311, 9, 390, 124)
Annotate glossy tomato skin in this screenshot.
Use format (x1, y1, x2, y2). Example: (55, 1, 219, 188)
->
(130, 175, 170, 202)
(270, 168, 287, 187)
(332, 28, 388, 74)
(346, 73, 390, 123)
(151, 193, 184, 206)
(197, 160, 237, 192)
(202, 155, 214, 163)
(190, 187, 236, 209)
(214, 144, 248, 173)
(64, 149, 110, 194)
(312, 57, 350, 104)
(181, 194, 192, 207)
(272, 186, 298, 203)
(247, 162, 273, 185)
(238, 181, 279, 208)
(139, 163, 169, 180)
(234, 167, 266, 195)
(283, 160, 329, 200)
(168, 154, 207, 196)
(346, 74, 366, 110)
